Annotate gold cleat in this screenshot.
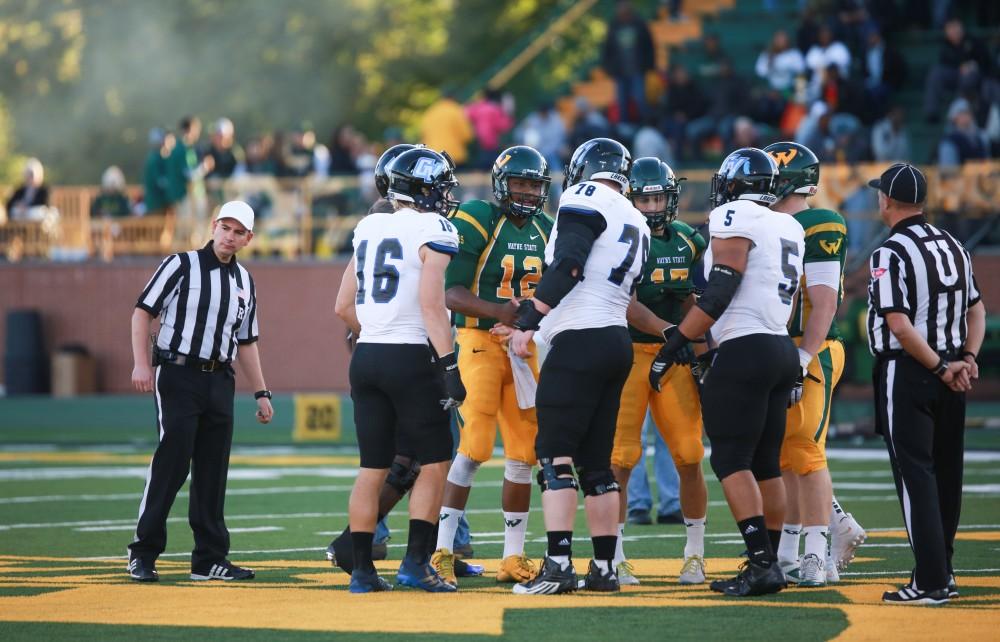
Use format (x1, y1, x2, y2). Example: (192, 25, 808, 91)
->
(496, 553, 538, 583)
(431, 548, 457, 587)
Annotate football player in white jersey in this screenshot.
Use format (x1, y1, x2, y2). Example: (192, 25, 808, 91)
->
(506, 138, 651, 595)
(649, 148, 804, 597)
(335, 147, 466, 594)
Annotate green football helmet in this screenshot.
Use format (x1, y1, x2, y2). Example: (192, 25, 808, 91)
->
(628, 157, 682, 231)
(492, 146, 551, 218)
(763, 141, 820, 199)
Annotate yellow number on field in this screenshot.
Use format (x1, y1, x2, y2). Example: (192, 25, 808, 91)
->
(293, 394, 342, 442)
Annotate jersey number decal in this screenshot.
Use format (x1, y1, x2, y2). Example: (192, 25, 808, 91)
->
(574, 184, 596, 197)
(608, 224, 649, 294)
(355, 238, 402, 304)
(777, 238, 800, 305)
(923, 239, 959, 288)
(724, 209, 734, 226)
(497, 255, 543, 299)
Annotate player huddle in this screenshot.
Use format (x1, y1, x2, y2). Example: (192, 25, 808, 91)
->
(334, 136, 866, 597)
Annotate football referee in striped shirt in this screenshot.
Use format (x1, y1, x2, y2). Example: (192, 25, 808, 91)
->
(866, 163, 986, 605)
(127, 200, 274, 583)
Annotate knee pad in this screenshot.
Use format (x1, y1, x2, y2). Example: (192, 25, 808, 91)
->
(504, 459, 533, 485)
(386, 457, 420, 495)
(446, 453, 481, 488)
(577, 467, 621, 497)
(536, 458, 578, 493)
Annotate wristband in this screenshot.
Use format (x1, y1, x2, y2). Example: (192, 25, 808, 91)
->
(797, 348, 813, 372)
(961, 351, 977, 361)
(513, 299, 545, 331)
(437, 351, 458, 372)
(931, 358, 948, 377)
(254, 389, 272, 400)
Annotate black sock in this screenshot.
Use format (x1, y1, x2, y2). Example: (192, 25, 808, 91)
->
(737, 516, 774, 567)
(547, 531, 573, 558)
(768, 529, 782, 556)
(591, 535, 617, 567)
(351, 531, 375, 573)
(405, 519, 435, 565)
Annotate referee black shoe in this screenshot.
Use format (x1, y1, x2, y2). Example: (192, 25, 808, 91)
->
(712, 560, 786, 597)
(127, 556, 158, 582)
(882, 584, 949, 605)
(191, 560, 255, 581)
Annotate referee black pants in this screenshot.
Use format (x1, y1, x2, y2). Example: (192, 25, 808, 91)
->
(874, 356, 965, 592)
(128, 363, 235, 571)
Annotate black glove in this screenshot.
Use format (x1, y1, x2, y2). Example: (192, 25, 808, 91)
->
(690, 348, 717, 386)
(436, 351, 466, 410)
(788, 368, 806, 408)
(649, 326, 694, 392)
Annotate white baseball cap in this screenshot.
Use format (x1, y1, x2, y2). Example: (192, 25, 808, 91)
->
(215, 200, 254, 232)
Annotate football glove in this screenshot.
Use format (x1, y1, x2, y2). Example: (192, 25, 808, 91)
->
(690, 348, 717, 386)
(436, 351, 466, 410)
(649, 326, 695, 392)
(788, 349, 820, 407)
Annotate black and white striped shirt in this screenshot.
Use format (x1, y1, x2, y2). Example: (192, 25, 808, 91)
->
(867, 216, 980, 355)
(136, 242, 258, 362)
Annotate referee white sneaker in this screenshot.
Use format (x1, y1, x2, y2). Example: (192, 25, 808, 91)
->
(830, 513, 866, 570)
(190, 560, 255, 581)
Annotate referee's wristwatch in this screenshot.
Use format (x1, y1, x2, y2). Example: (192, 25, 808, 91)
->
(931, 358, 949, 378)
(254, 389, 272, 400)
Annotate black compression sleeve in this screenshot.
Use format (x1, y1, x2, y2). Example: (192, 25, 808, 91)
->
(533, 211, 606, 307)
(696, 264, 743, 320)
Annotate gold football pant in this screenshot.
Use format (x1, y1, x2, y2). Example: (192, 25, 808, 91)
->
(781, 338, 846, 474)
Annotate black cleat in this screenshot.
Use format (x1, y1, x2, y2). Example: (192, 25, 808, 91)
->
(627, 509, 652, 526)
(190, 560, 255, 581)
(883, 584, 949, 605)
(512, 556, 577, 595)
(578, 560, 620, 592)
(713, 560, 786, 597)
(349, 568, 394, 593)
(127, 556, 158, 582)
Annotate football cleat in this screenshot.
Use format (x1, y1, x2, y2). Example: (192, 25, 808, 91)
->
(830, 512, 866, 570)
(455, 557, 485, 578)
(779, 558, 802, 584)
(127, 556, 158, 582)
(712, 561, 786, 597)
(397, 558, 457, 593)
(348, 569, 393, 593)
(190, 560, 255, 581)
(512, 556, 577, 595)
(579, 560, 620, 592)
(616, 560, 640, 586)
(798, 553, 826, 587)
(825, 552, 840, 583)
(497, 554, 538, 583)
(883, 584, 949, 605)
(678, 555, 706, 585)
(430, 548, 457, 586)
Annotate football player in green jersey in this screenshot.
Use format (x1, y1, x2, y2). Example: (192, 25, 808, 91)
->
(432, 145, 554, 586)
(611, 157, 711, 584)
(765, 142, 865, 588)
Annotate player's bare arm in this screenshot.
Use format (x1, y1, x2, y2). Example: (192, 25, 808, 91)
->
(446, 285, 519, 327)
(678, 236, 751, 340)
(334, 256, 362, 335)
(885, 312, 971, 392)
(419, 245, 457, 359)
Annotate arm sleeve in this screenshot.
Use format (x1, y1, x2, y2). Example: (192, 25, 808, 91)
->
(422, 215, 460, 257)
(237, 274, 259, 345)
(804, 261, 842, 290)
(136, 254, 183, 316)
(444, 209, 489, 290)
(870, 248, 909, 314)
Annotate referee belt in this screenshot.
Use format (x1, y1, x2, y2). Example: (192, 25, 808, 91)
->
(873, 349, 961, 363)
(154, 349, 232, 373)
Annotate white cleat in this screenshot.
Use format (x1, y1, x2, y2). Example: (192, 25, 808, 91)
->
(779, 557, 802, 584)
(798, 553, 826, 587)
(830, 513, 866, 571)
(825, 552, 840, 583)
(616, 560, 640, 586)
(678, 555, 706, 585)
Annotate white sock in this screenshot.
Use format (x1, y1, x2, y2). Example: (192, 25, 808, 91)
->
(549, 554, 570, 569)
(683, 516, 706, 559)
(436, 506, 464, 551)
(778, 523, 802, 565)
(613, 523, 626, 565)
(803, 525, 829, 561)
(502, 511, 529, 559)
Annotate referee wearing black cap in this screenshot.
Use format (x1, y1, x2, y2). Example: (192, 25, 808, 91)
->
(127, 200, 275, 583)
(866, 163, 986, 605)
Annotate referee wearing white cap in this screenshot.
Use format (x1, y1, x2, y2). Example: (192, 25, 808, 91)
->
(866, 163, 986, 605)
(127, 200, 275, 583)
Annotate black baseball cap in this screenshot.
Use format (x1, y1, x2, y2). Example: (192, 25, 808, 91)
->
(868, 163, 927, 204)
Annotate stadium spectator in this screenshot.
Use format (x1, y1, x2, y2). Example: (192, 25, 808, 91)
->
(5, 158, 49, 221)
(632, 114, 674, 165)
(420, 91, 474, 167)
(938, 98, 991, 168)
(871, 106, 912, 162)
(167, 116, 213, 245)
(659, 64, 708, 160)
(280, 122, 318, 177)
(692, 33, 729, 82)
(863, 28, 907, 99)
(514, 101, 566, 168)
(810, 64, 866, 120)
(244, 135, 277, 175)
(91, 166, 132, 219)
(923, 19, 992, 122)
(466, 88, 515, 169)
(729, 116, 761, 150)
(204, 118, 244, 180)
(602, 1, 656, 124)
(327, 125, 360, 175)
(143, 128, 175, 216)
(805, 25, 852, 96)
(755, 30, 806, 93)
(686, 58, 748, 160)
(568, 96, 612, 152)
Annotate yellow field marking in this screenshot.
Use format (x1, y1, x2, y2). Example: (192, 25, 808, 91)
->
(0, 556, 997, 636)
(868, 529, 1000, 542)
